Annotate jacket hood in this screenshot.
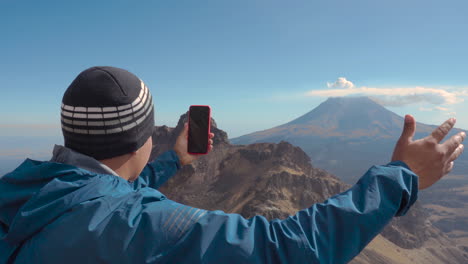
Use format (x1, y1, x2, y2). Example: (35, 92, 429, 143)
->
(50, 145, 119, 177)
(0, 159, 129, 260)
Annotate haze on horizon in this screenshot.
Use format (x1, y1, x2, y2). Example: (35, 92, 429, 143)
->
(1, 0, 467, 139)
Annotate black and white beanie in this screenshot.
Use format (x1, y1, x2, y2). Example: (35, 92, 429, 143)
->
(61, 66, 154, 160)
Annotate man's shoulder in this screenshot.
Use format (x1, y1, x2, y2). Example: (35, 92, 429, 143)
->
(1, 158, 88, 183)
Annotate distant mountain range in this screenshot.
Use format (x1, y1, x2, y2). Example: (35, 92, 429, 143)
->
(230, 96, 468, 256)
(231, 96, 467, 184)
(150, 113, 468, 264)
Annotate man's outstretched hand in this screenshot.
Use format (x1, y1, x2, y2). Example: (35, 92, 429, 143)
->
(174, 123, 215, 166)
(392, 115, 465, 190)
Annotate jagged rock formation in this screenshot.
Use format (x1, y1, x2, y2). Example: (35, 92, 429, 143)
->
(150, 114, 468, 263)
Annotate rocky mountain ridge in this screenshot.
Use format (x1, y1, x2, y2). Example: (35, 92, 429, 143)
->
(150, 113, 468, 263)
(230, 96, 468, 252)
(231, 96, 468, 184)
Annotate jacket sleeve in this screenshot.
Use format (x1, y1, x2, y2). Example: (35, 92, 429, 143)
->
(106, 161, 418, 264)
(137, 150, 181, 189)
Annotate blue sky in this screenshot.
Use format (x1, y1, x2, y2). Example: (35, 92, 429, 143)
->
(1, 0, 467, 143)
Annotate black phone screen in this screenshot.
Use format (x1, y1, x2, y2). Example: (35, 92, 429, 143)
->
(188, 106, 210, 154)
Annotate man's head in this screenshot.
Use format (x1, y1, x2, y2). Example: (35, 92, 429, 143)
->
(61, 66, 154, 179)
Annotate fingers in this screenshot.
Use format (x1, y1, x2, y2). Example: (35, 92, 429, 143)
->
(208, 133, 215, 152)
(431, 118, 456, 143)
(181, 122, 189, 140)
(399, 115, 416, 143)
(448, 144, 465, 162)
(444, 131, 466, 153)
(444, 161, 455, 175)
(444, 133, 464, 175)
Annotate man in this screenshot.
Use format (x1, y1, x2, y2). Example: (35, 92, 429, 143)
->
(0, 66, 465, 264)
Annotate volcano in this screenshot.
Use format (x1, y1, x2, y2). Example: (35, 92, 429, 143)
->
(231, 96, 466, 184)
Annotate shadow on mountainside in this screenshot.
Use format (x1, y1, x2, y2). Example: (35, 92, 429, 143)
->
(150, 113, 468, 264)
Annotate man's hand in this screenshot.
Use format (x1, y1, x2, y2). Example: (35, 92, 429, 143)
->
(391, 115, 465, 190)
(174, 123, 215, 166)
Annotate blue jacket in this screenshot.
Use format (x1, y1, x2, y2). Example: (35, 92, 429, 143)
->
(0, 148, 418, 264)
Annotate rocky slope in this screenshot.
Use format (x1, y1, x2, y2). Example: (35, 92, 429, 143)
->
(231, 97, 468, 184)
(150, 114, 468, 263)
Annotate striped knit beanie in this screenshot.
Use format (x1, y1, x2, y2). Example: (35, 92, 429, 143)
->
(61, 66, 154, 160)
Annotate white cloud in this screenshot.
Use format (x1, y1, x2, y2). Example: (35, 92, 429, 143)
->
(434, 106, 449, 111)
(419, 107, 433, 112)
(327, 77, 355, 89)
(418, 106, 450, 112)
(454, 90, 468, 96)
(307, 78, 467, 107)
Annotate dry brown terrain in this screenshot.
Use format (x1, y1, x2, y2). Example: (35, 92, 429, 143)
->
(420, 174, 468, 253)
(151, 115, 468, 263)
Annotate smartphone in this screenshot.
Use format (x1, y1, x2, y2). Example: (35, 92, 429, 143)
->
(188, 105, 211, 154)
